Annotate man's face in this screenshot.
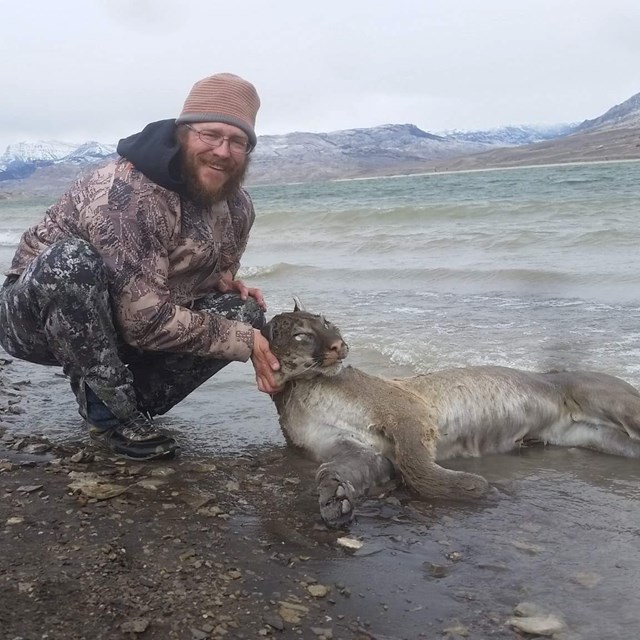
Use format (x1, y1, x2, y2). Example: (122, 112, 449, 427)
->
(179, 122, 251, 206)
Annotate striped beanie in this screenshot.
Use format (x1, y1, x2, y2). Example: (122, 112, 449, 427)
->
(175, 73, 260, 147)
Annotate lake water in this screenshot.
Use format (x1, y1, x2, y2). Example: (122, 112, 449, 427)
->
(2, 161, 640, 638)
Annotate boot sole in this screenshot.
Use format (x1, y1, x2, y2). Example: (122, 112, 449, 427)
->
(89, 432, 180, 461)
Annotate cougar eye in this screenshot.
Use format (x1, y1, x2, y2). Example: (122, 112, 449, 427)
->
(293, 332, 312, 342)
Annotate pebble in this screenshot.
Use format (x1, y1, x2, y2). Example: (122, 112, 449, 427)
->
(136, 478, 168, 490)
(574, 571, 602, 588)
(443, 622, 470, 637)
(69, 450, 94, 463)
(307, 584, 330, 598)
(22, 443, 51, 454)
(263, 613, 285, 630)
(278, 606, 302, 624)
(506, 614, 566, 636)
(424, 562, 448, 578)
(16, 485, 43, 493)
(508, 602, 566, 637)
(511, 540, 544, 555)
(278, 600, 309, 624)
(119, 618, 149, 634)
(150, 467, 176, 477)
(336, 536, 363, 550)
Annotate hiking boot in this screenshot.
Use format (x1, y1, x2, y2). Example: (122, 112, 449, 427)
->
(83, 385, 179, 460)
(88, 410, 180, 460)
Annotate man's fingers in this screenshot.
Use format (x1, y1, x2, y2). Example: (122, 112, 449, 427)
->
(248, 287, 267, 310)
(251, 330, 281, 393)
(266, 352, 280, 370)
(255, 369, 278, 394)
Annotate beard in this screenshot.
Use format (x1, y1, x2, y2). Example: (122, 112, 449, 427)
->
(180, 148, 250, 207)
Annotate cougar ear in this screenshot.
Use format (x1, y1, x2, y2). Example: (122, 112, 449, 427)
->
(292, 295, 306, 312)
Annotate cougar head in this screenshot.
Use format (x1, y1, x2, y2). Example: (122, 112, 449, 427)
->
(263, 299, 349, 384)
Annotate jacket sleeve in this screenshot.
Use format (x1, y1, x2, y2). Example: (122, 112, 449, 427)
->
(222, 188, 256, 277)
(89, 176, 254, 361)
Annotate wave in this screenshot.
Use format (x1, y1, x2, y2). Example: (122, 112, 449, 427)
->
(0, 231, 21, 246)
(567, 229, 640, 247)
(547, 178, 607, 186)
(237, 263, 320, 279)
(240, 263, 640, 290)
(255, 203, 490, 228)
(383, 266, 598, 286)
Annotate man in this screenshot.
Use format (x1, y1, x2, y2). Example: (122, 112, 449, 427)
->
(0, 73, 280, 461)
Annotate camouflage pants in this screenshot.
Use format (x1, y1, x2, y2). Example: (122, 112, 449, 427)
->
(0, 238, 266, 420)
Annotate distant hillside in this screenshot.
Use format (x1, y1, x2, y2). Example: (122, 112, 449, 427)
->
(575, 92, 640, 131)
(0, 123, 557, 193)
(430, 126, 640, 173)
(247, 124, 490, 184)
(432, 92, 640, 173)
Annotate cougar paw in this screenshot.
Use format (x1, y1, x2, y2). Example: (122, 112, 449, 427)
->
(318, 476, 356, 528)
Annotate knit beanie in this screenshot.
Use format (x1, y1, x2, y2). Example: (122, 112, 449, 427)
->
(175, 73, 260, 147)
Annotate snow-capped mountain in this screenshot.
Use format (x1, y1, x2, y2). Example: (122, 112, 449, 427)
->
(0, 140, 79, 166)
(0, 140, 116, 181)
(254, 123, 485, 159)
(248, 123, 495, 183)
(436, 123, 577, 146)
(64, 141, 117, 164)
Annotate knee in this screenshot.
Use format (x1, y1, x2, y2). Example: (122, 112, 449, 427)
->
(197, 293, 266, 328)
(236, 297, 266, 329)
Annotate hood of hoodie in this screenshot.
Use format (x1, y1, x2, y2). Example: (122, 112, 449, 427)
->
(117, 119, 187, 195)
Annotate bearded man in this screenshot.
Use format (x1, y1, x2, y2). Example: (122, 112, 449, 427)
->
(0, 73, 280, 460)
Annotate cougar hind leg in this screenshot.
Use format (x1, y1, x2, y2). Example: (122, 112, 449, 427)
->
(548, 421, 640, 458)
(314, 440, 396, 528)
(554, 371, 640, 442)
(392, 419, 490, 500)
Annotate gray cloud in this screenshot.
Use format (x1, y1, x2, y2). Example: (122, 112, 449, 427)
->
(1, 0, 639, 151)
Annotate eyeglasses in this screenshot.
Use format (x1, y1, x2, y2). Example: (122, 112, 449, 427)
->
(184, 124, 253, 155)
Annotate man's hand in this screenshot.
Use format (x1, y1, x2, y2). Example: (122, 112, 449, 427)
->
(250, 329, 281, 393)
(216, 271, 267, 311)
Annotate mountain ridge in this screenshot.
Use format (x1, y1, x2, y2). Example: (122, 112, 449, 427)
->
(1, 91, 639, 194)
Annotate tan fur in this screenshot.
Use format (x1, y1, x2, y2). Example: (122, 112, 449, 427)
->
(264, 307, 640, 527)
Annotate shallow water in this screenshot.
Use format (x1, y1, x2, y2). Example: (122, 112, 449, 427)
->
(2, 162, 640, 636)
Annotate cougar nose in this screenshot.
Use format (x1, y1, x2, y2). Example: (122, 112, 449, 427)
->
(329, 339, 348, 359)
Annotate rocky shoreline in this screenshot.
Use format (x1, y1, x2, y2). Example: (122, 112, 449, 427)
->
(0, 359, 390, 640)
(2, 356, 625, 640)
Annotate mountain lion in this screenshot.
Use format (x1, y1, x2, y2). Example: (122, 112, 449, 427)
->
(264, 302, 640, 528)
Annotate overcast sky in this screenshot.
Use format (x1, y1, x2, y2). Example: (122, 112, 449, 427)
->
(1, 0, 639, 151)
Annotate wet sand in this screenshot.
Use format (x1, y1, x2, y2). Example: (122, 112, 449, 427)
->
(2, 352, 639, 639)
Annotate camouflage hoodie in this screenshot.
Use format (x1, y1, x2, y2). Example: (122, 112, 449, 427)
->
(7, 120, 256, 362)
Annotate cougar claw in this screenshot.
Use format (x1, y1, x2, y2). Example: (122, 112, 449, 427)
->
(318, 476, 356, 528)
